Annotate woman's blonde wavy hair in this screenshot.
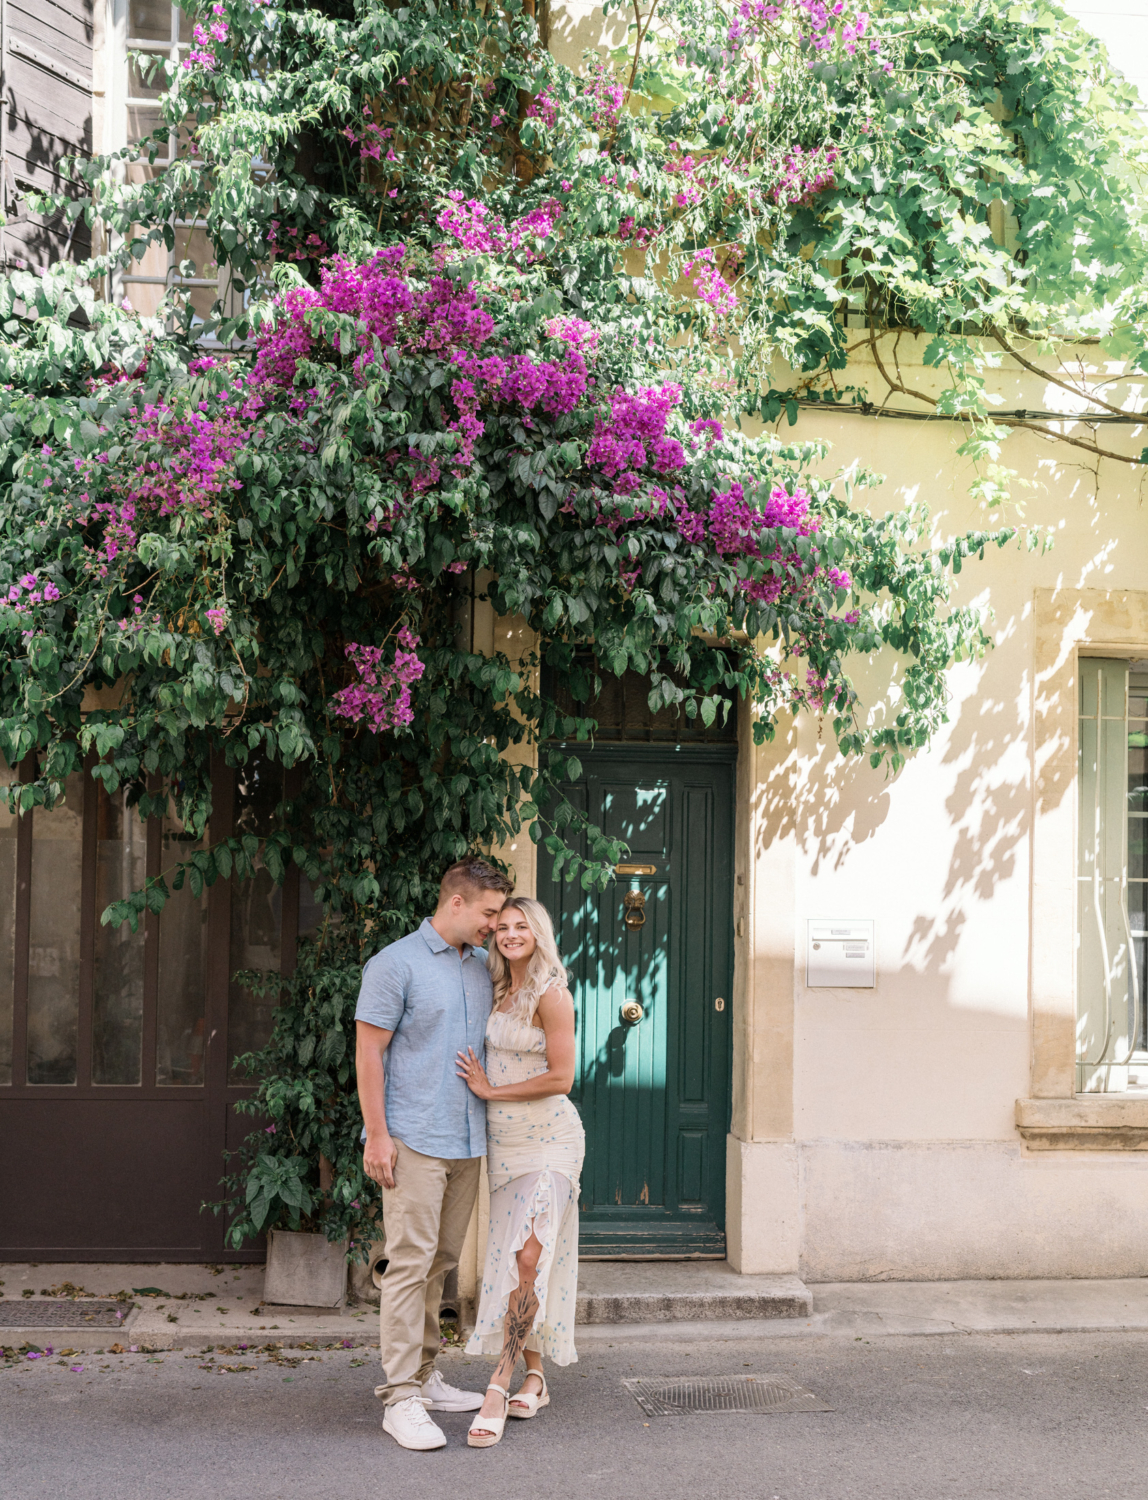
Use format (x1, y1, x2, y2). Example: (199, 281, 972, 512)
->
(488, 897, 567, 1021)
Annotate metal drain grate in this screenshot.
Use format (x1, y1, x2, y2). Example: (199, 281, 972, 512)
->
(0, 1300, 128, 1329)
(623, 1375, 832, 1416)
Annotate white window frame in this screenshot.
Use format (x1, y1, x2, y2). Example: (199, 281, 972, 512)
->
(104, 0, 233, 334)
(1018, 590, 1148, 1148)
(1076, 658, 1148, 1093)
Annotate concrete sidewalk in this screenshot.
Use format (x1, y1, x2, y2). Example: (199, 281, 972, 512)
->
(3, 1260, 1148, 1352)
(576, 1273, 1148, 1346)
(0, 1261, 372, 1353)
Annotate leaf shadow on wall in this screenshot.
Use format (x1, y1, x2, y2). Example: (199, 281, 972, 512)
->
(753, 613, 1034, 982)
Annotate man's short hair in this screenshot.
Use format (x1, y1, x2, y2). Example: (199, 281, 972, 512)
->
(437, 857, 514, 906)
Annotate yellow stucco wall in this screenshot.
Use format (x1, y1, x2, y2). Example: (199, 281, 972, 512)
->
(729, 339, 1148, 1279)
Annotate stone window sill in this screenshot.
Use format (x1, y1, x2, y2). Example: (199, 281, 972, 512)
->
(1016, 1097, 1148, 1150)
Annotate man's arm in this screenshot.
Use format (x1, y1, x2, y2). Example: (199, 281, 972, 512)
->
(356, 1020, 398, 1189)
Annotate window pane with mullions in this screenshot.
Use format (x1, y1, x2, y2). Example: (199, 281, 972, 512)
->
(1130, 743, 1148, 807)
(173, 282, 221, 322)
(1078, 659, 1133, 1091)
(129, 0, 182, 41)
(173, 224, 219, 282)
(1130, 876, 1148, 932)
(127, 106, 170, 154)
(117, 0, 223, 334)
(1130, 808, 1148, 878)
(128, 54, 172, 100)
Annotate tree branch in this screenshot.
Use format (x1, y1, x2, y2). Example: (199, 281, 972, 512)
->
(991, 329, 1134, 420)
(625, 0, 660, 103)
(865, 315, 1140, 464)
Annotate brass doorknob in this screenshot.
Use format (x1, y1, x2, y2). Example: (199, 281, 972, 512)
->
(620, 1000, 644, 1026)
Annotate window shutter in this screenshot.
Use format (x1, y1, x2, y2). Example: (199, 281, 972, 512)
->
(0, 0, 94, 273)
(1077, 658, 1133, 1091)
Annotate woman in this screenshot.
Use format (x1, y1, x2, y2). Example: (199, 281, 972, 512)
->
(455, 896, 585, 1448)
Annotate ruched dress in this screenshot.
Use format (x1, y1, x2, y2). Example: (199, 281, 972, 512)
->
(465, 999, 585, 1365)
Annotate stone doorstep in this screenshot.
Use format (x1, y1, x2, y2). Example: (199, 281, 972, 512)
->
(574, 1263, 813, 1323)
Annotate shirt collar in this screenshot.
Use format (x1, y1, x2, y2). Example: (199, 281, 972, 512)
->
(419, 916, 473, 959)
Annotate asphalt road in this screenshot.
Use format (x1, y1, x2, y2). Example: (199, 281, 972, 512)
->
(3, 1330, 1147, 1500)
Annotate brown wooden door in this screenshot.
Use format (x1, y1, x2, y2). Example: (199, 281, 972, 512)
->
(0, 752, 298, 1261)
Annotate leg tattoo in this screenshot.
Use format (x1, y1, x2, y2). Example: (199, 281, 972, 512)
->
(495, 1275, 539, 1384)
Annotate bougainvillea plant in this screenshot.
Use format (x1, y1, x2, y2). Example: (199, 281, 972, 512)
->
(0, 239, 1010, 1247)
(14, 0, 1148, 500)
(12, 0, 1142, 1248)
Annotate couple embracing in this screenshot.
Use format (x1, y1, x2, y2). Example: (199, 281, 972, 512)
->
(355, 856, 585, 1451)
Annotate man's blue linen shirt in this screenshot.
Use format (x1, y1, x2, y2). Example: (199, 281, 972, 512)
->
(354, 917, 491, 1159)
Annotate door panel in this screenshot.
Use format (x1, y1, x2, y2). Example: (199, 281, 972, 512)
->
(542, 747, 734, 1257)
(0, 1099, 211, 1255)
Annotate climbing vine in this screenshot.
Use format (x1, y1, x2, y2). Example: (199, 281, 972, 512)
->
(8, 0, 1140, 1246)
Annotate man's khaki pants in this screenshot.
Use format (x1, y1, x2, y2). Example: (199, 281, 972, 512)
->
(375, 1138, 481, 1406)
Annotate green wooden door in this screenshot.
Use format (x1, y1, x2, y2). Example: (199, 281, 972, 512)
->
(540, 746, 734, 1257)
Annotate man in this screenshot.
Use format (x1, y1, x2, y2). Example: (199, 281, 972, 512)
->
(356, 855, 513, 1451)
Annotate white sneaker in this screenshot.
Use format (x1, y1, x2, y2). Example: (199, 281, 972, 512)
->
(382, 1394, 447, 1450)
(420, 1368, 485, 1412)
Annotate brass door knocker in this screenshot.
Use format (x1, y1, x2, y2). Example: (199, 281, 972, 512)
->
(623, 889, 646, 929)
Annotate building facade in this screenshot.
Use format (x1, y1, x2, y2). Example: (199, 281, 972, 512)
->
(4, 3, 1148, 1283)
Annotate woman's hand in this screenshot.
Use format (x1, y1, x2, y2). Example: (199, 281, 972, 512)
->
(456, 1046, 495, 1100)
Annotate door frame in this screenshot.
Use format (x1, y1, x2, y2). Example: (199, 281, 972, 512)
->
(0, 753, 296, 1262)
(541, 740, 737, 1257)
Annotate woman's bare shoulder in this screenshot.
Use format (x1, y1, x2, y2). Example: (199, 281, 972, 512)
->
(537, 982, 575, 1014)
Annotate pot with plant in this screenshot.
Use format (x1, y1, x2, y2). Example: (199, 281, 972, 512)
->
(209, 954, 377, 1309)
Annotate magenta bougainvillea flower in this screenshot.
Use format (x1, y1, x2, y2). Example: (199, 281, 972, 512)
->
(6, 241, 857, 720)
(331, 628, 426, 734)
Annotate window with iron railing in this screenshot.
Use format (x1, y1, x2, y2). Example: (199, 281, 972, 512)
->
(1077, 658, 1148, 1092)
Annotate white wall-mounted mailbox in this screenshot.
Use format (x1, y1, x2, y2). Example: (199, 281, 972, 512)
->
(807, 919, 875, 988)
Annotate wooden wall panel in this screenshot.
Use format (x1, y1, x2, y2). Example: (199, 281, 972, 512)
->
(10, 0, 95, 76)
(3, 0, 95, 269)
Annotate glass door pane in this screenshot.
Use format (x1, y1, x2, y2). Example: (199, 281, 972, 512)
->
(0, 756, 16, 1086)
(27, 773, 85, 1084)
(227, 755, 283, 1080)
(156, 804, 208, 1085)
(93, 785, 148, 1085)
